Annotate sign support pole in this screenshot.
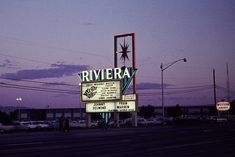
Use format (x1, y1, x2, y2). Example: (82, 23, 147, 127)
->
(114, 33, 137, 127)
(86, 113, 91, 128)
(114, 111, 119, 127)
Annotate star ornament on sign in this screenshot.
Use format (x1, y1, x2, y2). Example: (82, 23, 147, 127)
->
(119, 39, 130, 66)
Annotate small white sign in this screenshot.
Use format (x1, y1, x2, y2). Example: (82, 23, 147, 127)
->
(216, 101, 230, 111)
(122, 94, 136, 101)
(81, 80, 121, 102)
(116, 101, 136, 112)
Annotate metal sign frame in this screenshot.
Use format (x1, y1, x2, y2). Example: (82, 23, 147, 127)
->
(114, 33, 136, 94)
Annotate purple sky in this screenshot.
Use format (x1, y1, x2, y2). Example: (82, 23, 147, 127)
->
(0, 0, 235, 108)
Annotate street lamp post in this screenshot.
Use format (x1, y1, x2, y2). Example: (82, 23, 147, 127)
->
(79, 100, 82, 121)
(79, 83, 82, 121)
(160, 58, 187, 124)
(16, 97, 22, 121)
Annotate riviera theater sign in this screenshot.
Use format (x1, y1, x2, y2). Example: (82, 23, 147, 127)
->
(77, 33, 137, 126)
(78, 67, 131, 82)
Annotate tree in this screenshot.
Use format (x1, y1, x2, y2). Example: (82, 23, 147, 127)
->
(167, 104, 182, 118)
(230, 99, 235, 115)
(30, 109, 46, 120)
(138, 105, 155, 118)
(0, 111, 12, 125)
(10, 110, 18, 121)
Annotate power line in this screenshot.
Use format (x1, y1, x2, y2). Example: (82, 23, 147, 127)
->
(138, 85, 213, 96)
(216, 85, 235, 94)
(0, 82, 80, 95)
(1, 77, 214, 94)
(0, 52, 52, 65)
(166, 85, 212, 90)
(136, 84, 212, 90)
(0, 73, 219, 97)
(0, 77, 80, 87)
(0, 84, 78, 95)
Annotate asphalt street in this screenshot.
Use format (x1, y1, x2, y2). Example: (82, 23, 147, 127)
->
(0, 124, 235, 157)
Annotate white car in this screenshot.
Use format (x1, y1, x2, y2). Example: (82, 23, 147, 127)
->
(137, 118, 148, 126)
(0, 123, 14, 132)
(145, 118, 162, 125)
(216, 117, 228, 123)
(70, 120, 98, 128)
(69, 121, 81, 128)
(121, 117, 148, 126)
(31, 121, 50, 129)
(14, 121, 37, 130)
(23, 121, 38, 130)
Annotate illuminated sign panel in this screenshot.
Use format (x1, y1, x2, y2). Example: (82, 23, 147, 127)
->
(81, 80, 121, 102)
(122, 94, 136, 101)
(116, 101, 136, 112)
(216, 101, 230, 111)
(86, 102, 114, 112)
(86, 101, 136, 113)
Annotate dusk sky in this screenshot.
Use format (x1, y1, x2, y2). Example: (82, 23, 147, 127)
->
(0, 0, 234, 108)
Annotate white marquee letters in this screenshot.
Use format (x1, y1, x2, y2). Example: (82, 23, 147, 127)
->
(79, 67, 131, 82)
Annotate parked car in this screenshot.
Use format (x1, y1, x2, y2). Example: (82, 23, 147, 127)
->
(216, 117, 228, 123)
(73, 120, 98, 128)
(122, 118, 132, 126)
(69, 121, 81, 128)
(30, 121, 50, 130)
(0, 123, 14, 132)
(121, 117, 148, 126)
(146, 118, 162, 125)
(90, 120, 98, 128)
(48, 120, 59, 130)
(70, 120, 93, 128)
(13, 121, 37, 131)
(165, 117, 174, 124)
(137, 117, 147, 126)
(14, 121, 28, 131)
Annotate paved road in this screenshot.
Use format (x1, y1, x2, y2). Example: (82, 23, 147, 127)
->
(0, 124, 235, 157)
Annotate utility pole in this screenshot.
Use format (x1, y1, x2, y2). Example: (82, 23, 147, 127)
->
(213, 69, 217, 105)
(213, 69, 217, 117)
(226, 63, 230, 102)
(226, 63, 230, 119)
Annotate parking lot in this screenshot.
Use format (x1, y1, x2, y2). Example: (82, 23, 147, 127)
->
(1, 115, 233, 133)
(0, 124, 235, 157)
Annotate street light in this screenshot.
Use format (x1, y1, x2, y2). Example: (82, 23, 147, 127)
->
(160, 58, 187, 124)
(16, 97, 22, 121)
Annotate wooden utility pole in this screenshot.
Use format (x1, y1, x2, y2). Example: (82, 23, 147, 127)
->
(213, 69, 217, 106)
(226, 63, 230, 102)
(213, 69, 217, 116)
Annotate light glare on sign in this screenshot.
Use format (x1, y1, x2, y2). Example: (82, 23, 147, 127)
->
(216, 101, 230, 111)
